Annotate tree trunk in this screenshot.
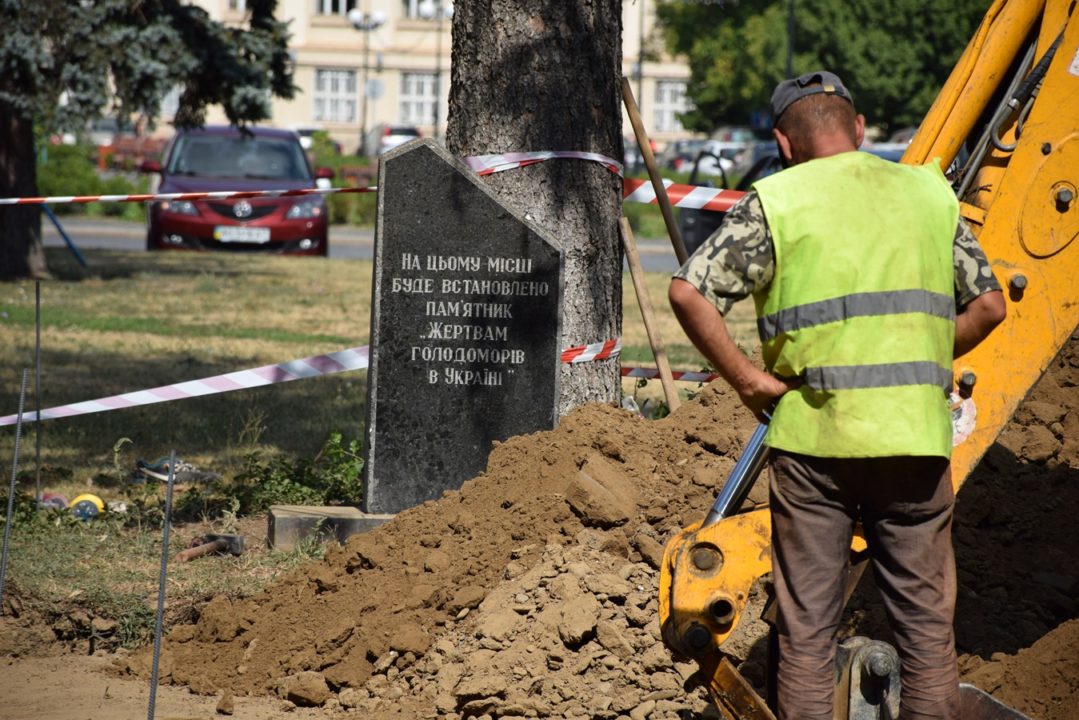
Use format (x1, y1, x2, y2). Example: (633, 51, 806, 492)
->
(0, 99, 47, 280)
(446, 0, 624, 417)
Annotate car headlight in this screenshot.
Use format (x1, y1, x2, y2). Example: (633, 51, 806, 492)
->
(286, 197, 325, 219)
(160, 200, 199, 216)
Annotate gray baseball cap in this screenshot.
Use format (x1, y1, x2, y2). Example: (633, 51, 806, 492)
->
(770, 70, 854, 123)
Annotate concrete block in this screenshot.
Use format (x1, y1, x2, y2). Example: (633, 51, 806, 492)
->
(267, 505, 393, 551)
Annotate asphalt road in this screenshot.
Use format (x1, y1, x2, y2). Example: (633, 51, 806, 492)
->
(41, 216, 681, 273)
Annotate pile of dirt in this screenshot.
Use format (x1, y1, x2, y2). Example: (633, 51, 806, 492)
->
(123, 381, 757, 706)
(119, 337, 1079, 719)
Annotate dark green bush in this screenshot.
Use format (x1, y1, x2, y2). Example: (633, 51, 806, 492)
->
(309, 132, 377, 227)
(223, 432, 364, 515)
(36, 144, 101, 215)
(37, 143, 147, 220)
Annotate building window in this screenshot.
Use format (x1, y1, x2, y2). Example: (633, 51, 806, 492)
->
(316, 0, 357, 16)
(654, 80, 688, 133)
(402, 0, 421, 17)
(400, 72, 436, 125)
(228, 0, 247, 10)
(314, 69, 357, 123)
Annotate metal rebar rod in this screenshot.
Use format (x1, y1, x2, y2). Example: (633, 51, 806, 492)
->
(0, 370, 30, 615)
(147, 449, 177, 720)
(35, 281, 42, 504)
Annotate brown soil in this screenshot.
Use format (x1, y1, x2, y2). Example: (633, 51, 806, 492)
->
(3, 337, 1078, 719)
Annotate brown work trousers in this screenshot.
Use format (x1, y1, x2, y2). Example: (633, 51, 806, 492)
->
(769, 451, 960, 720)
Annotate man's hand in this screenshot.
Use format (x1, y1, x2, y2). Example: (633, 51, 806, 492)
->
(669, 278, 798, 422)
(735, 368, 801, 423)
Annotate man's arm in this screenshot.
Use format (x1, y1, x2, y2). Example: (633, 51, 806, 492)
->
(669, 278, 795, 421)
(955, 289, 1006, 358)
(952, 218, 1006, 358)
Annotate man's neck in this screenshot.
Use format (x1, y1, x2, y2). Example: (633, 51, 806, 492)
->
(796, 133, 858, 164)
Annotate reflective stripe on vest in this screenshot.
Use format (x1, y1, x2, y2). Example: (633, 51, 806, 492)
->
(803, 361, 952, 392)
(757, 289, 956, 341)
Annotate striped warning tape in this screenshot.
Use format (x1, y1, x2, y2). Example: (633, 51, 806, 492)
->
(561, 339, 621, 364)
(1, 338, 629, 427)
(0, 186, 378, 206)
(0, 150, 745, 213)
(0, 347, 372, 427)
(621, 367, 720, 383)
(465, 151, 624, 177)
(622, 178, 744, 214)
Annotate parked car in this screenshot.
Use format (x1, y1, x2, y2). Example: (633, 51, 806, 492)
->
(657, 138, 709, 172)
(362, 123, 421, 157)
(624, 137, 644, 174)
(678, 143, 906, 256)
(140, 126, 334, 256)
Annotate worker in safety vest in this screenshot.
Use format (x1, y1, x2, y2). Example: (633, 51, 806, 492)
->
(669, 71, 1007, 720)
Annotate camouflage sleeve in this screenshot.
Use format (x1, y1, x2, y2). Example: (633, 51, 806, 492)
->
(954, 217, 1002, 307)
(673, 191, 774, 316)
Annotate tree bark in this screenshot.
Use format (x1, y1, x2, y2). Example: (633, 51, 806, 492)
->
(0, 99, 47, 280)
(446, 0, 624, 417)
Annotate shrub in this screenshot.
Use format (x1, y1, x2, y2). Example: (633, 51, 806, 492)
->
(37, 143, 148, 220)
(37, 144, 102, 215)
(309, 132, 377, 227)
(224, 432, 364, 515)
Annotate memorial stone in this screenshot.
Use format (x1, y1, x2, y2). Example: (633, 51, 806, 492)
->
(363, 139, 563, 514)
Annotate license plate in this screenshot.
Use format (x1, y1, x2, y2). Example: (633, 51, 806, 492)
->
(213, 225, 271, 243)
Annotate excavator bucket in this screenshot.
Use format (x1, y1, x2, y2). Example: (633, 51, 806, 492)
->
(705, 656, 775, 720)
(959, 684, 1032, 720)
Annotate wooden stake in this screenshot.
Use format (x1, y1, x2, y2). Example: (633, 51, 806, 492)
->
(620, 217, 681, 413)
(621, 76, 690, 266)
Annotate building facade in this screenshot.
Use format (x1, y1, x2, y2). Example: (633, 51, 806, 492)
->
(192, 0, 696, 154)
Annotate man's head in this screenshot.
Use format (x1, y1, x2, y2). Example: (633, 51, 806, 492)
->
(770, 71, 865, 165)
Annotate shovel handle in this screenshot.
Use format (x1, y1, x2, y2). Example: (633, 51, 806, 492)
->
(174, 538, 227, 563)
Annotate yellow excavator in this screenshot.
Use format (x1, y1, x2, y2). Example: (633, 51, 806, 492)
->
(658, 0, 1077, 717)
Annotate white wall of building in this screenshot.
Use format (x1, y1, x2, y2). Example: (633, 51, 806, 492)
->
(186, 1, 697, 154)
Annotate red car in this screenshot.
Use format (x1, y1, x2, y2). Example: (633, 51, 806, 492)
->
(141, 126, 334, 256)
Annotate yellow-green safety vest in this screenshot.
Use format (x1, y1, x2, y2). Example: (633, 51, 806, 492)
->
(752, 151, 957, 458)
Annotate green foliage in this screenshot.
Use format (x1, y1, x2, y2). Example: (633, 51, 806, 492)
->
(0, 0, 295, 134)
(224, 432, 365, 514)
(0, 491, 48, 528)
(656, 0, 992, 132)
(327, 183, 378, 227)
(796, 0, 992, 130)
(35, 145, 100, 213)
(306, 135, 378, 227)
(309, 131, 343, 168)
(36, 144, 147, 220)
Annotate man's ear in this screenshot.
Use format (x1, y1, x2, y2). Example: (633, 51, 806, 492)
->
(854, 114, 866, 148)
(773, 128, 794, 164)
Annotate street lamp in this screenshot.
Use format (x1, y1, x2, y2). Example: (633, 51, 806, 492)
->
(417, 0, 453, 141)
(347, 7, 387, 156)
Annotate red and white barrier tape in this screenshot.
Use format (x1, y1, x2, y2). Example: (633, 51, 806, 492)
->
(623, 177, 744, 214)
(2, 338, 627, 427)
(561, 339, 620, 364)
(465, 151, 623, 177)
(0, 347, 372, 427)
(621, 367, 720, 383)
(0, 151, 744, 214)
(0, 186, 378, 207)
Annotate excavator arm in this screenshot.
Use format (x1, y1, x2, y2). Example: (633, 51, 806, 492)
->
(659, 0, 1078, 717)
